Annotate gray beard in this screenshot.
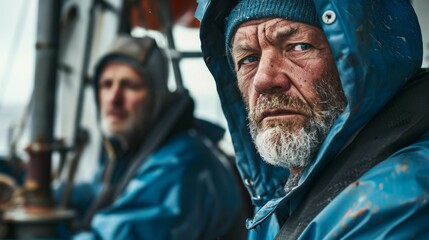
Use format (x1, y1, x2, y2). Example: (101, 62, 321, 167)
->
(247, 78, 346, 171)
(249, 113, 330, 170)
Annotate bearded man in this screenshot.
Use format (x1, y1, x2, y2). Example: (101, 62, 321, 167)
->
(197, 0, 429, 239)
(56, 35, 246, 240)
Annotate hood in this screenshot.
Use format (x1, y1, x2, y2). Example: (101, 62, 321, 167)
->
(197, 0, 423, 208)
(93, 35, 171, 127)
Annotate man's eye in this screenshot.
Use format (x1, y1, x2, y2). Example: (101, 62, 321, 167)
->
(237, 55, 259, 67)
(123, 81, 144, 90)
(99, 80, 112, 89)
(292, 43, 312, 51)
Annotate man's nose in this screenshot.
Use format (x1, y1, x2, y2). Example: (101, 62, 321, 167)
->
(109, 85, 123, 105)
(253, 53, 291, 94)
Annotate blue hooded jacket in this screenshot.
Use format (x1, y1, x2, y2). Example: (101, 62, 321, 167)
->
(196, 0, 429, 239)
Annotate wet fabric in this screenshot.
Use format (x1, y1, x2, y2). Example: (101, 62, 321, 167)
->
(197, 0, 429, 239)
(276, 71, 429, 238)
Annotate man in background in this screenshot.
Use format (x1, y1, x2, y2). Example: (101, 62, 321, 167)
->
(61, 34, 246, 240)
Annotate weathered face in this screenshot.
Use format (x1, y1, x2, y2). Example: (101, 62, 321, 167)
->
(99, 62, 150, 141)
(231, 18, 346, 170)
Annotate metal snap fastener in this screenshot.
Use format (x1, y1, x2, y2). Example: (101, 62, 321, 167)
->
(322, 10, 336, 24)
(244, 178, 254, 187)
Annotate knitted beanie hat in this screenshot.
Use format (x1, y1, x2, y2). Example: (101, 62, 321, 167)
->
(225, 0, 321, 71)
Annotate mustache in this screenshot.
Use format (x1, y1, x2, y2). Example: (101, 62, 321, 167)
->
(249, 94, 314, 124)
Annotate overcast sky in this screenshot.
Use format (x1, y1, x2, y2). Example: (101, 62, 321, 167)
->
(0, 0, 38, 108)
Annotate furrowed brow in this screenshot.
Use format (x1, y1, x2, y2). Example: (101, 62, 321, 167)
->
(268, 25, 299, 45)
(231, 41, 254, 60)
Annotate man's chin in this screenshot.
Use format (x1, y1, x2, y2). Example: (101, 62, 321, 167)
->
(103, 129, 125, 139)
(253, 125, 313, 171)
(254, 127, 290, 168)
(259, 121, 304, 136)
(102, 123, 129, 139)
(261, 116, 305, 127)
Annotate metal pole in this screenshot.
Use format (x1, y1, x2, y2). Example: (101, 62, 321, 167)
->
(159, 0, 185, 92)
(2, 1, 75, 238)
(25, 0, 62, 210)
(72, 0, 96, 146)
